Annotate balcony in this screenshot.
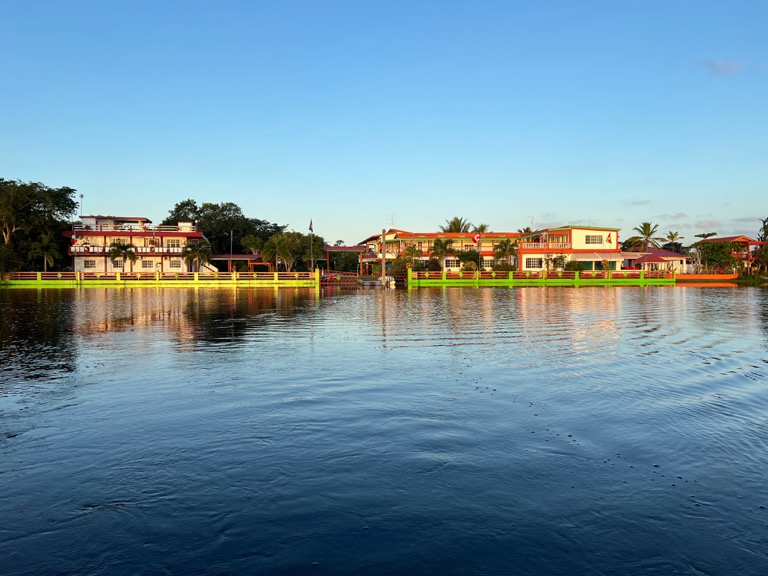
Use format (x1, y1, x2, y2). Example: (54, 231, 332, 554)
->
(70, 245, 186, 256)
(520, 242, 571, 250)
(73, 224, 197, 232)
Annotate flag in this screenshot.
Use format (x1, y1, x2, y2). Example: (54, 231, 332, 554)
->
(472, 232, 481, 244)
(309, 219, 313, 233)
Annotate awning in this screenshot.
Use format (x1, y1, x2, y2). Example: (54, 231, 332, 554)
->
(569, 252, 624, 261)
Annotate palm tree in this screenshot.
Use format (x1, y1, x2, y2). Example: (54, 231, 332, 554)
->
(107, 240, 138, 272)
(518, 226, 533, 234)
(493, 238, 517, 267)
(473, 223, 490, 233)
(663, 231, 684, 244)
(28, 234, 60, 272)
(627, 222, 664, 251)
(262, 232, 303, 272)
(181, 240, 212, 272)
(402, 245, 421, 268)
(429, 238, 455, 269)
(439, 217, 472, 233)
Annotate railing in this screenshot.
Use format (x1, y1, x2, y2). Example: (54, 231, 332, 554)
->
(519, 242, 572, 250)
(73, 224, 196, 232)
(69, 245, 185, 255)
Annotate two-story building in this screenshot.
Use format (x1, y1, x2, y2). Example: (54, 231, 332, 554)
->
(66, 215, 210, 274)
(517, 226, 623, 272)
(359, 228, 522, 272)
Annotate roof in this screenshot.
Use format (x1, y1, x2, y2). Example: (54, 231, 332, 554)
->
(623, 248, 688, 260)
(569, 252, 625, 261)
(359, 228, 521, 244)
(519, 225, 620, 239)
(83, 215, 153, 223)
(324, 245, 366, 252)
(698, 235, 761, 244)
(634, 253, 669, 264)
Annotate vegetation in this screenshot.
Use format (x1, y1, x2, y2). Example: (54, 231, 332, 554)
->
(162, 199, 286, 254)
(692, 240, 741, 273)
(182, 240, 212, 272)
(429, 238, 455, 270)
(27, 234, 61, 272)
(439, 217, 472, 233)
(0, 178, 78, 273)
(458, 249, 480, 271)
(107, 240, 138, 272)
(493, 238, 516, 267)
(626, 222, 665, 251)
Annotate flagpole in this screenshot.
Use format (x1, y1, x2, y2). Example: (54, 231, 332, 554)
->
(309, 219, 314, 271)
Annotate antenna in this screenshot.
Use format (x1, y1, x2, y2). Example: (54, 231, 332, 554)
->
(80, 194, 84, 218)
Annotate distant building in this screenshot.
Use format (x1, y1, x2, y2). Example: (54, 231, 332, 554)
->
(695, 235, 764, 272)
(359, 229, 522, 272)
(67, 215, 210, 274)
(517, 226, 622, 272)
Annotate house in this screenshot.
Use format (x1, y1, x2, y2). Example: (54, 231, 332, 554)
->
(66, 215, 210, 274)
(695, 235, 765, 272)
(623, 248, 689, 273)
(359, 229, 522, 272)
(517, 226, 622, 272)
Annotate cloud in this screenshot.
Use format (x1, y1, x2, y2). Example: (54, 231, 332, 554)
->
(694, 219, 721, 230)
(699, 60, 746, 76)
(656, 212, 687, 220)
(626, 200, 651, 206)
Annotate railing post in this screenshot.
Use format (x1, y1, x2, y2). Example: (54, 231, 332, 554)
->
(116, 272, 121, 281)
(194, 272, 199, 282)
(37, 272, 42, 281)
(315, 268, 320, 287)
(232, 271, 237, 282)
(274, 271, 279, 283)
(442, 269, 446, 282)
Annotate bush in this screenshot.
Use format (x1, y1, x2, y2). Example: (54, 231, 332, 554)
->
(564, 261, 585, 272)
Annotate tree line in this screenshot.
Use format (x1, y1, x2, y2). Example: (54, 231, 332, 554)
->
(2, 178, 767, 275)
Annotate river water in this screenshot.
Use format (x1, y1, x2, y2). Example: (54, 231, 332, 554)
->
(1, 286, 767, 575)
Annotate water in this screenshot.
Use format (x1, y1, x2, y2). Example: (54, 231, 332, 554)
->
(1, 286, 767, 575)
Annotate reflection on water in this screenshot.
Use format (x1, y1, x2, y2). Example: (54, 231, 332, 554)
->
(1, 286, 767, 576)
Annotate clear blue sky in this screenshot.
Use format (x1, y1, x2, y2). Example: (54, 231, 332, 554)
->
(2, 0, 766, 245)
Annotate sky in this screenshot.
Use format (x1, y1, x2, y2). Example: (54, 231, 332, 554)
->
(2, 0, 766, 245)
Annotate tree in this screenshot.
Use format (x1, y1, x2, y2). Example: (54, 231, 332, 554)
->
(161, 199, 287, 255)
(458, 249, 480, 271)
(626, 222, 664, 251)
(0, 179, 77, 246)
(402, 245, 422, 269)
(182, 240, 212, 272)
(28, 234, 61, 272)
(161, 199, 200, 226)
(518, 226, 533, 234)
(693, 241, 741, 273)
(241, 234, 263, 256)
(429, 238, 455, 270)
(757, 217, 768, 242)
(107, 240, 138, 272)
(262, 232, 303, 272)
(695, 232, 718, 240)
(473, 223, 490, 233)
(439, 217, 472, 233)
(663, 231, 683, 244)
(493, 238, 516, 267)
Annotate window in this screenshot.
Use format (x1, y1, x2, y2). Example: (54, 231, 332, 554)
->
(166, 238, 181, 248)
(417, 241, 423, 250)
(84, 260, 96, 269)
(483, 258, 494, 268)
(444, 259, 459, 268)
(112, 259, 123, 269)
(169, 259, 182, 269)
(525, 257, 543, 269)
(142, 260, 155, 269)
(585, 235, 603, 245)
